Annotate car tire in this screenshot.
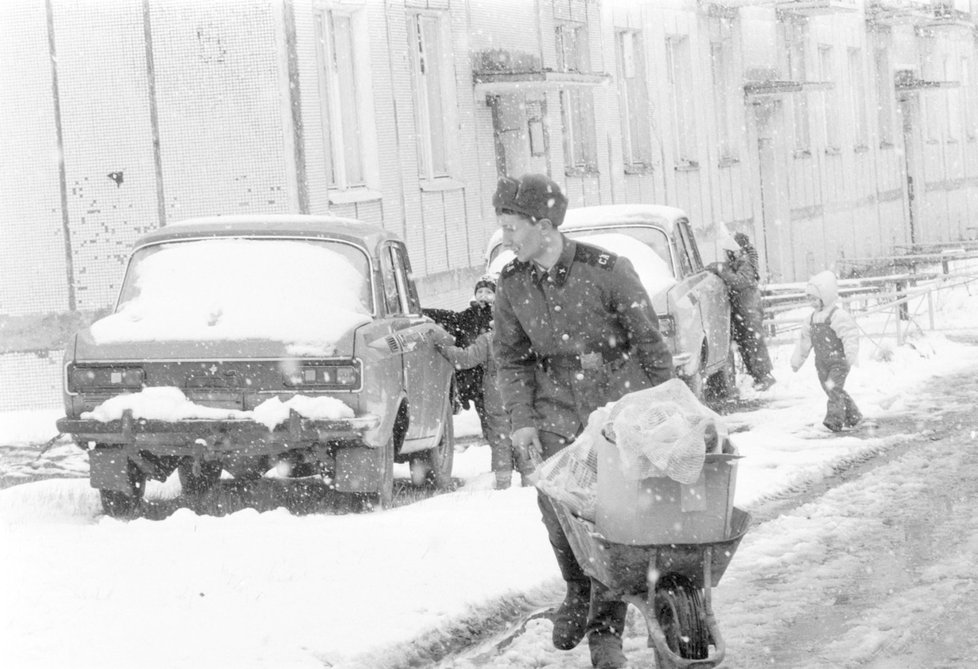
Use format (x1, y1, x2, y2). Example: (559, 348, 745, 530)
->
(98, 458, 146, 519)
(177, 458, 222, 497)
(705, 347, 737, 402)
(408, 399, 455, 490)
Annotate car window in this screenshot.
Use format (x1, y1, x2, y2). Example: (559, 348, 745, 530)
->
(672, 226, 694, 278)
(677, 219, 703, 271)
(390, 244, 421, 315)
(380, 245, 402, 315)
(109, 237, 372, 343)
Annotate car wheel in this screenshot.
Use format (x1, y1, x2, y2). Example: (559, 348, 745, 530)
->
(705, 347, 737, 402)
(408, 399, 455, 490)
(177, 458, 222, 496)
(653, 573, 710, 660)
(98, 458, 146, 519)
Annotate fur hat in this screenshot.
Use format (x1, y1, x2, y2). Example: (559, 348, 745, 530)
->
(492, 173, 568, 226)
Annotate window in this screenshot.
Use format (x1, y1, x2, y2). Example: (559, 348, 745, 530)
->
(786, 22, 810, 153)
(557, 22, 597, 173)
(409, 12, 453, 180)
(315, 9, 365, 190)
(666, 35, 697, 167)
(945, 57, 959, 141)
(617, 30, 653, 170)
(849, 48, 868, 148)
(875, 46, 894, 146)
(819, 45, 839, 150)
(962, 58, 975, 139)
(711, 37, 737, 162)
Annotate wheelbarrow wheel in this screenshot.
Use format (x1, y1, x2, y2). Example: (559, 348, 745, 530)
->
(653, 573, 709, 660)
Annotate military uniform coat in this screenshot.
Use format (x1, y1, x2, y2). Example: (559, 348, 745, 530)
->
(493, 237, 673, 440)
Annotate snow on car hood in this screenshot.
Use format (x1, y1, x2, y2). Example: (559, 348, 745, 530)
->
(89, 238, 373, 356)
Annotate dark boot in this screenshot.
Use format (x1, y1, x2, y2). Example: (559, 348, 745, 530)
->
(552, 579, 590, 650)
(589, 633, 628, 668)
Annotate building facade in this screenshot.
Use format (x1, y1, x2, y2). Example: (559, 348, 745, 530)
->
(2, 0, 978, 318)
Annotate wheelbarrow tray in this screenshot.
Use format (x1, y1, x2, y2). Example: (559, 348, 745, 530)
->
(552, 502, 751, 594)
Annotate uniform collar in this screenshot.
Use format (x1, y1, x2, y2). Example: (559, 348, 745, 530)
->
(529, 235, 575, 287)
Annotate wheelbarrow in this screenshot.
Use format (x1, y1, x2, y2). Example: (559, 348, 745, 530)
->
(549, 499, 751, 669)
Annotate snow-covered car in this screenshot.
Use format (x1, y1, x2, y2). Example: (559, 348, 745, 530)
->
(486, 204, 734, 397)
(56, 215, 455, 516)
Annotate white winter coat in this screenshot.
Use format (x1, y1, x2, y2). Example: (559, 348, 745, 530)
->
(790, 270, 859, 370)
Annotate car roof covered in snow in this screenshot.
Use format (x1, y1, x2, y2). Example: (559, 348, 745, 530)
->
(485, 203, 688, 258)
(134, 214, 397, 251)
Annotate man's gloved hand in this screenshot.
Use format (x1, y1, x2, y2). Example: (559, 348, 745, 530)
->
(511, 426, 543, 466)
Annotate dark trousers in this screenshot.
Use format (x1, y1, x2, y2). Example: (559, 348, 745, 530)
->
(536, 430, 627, 640)
(816, 362, 861, 429)
(732, 309, 773, 381)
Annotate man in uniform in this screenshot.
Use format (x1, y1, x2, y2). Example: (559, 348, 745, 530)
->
(491, 173, 673, 669)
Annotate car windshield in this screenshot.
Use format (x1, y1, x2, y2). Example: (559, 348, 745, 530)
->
(94, 237, 373, 346)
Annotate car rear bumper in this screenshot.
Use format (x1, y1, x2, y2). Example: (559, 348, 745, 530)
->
(57, 409, 380, 457)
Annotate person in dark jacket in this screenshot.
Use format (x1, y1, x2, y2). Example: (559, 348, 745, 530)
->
(453, 277, 496, 434)
(491, 173, 673, 669)
(708, 233, 776, 391)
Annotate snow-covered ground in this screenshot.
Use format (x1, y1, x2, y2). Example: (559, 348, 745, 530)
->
(3, 280, 978, 668)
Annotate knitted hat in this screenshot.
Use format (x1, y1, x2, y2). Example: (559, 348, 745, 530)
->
(492, 173, 568, 226)
(474, 276, 496, 294)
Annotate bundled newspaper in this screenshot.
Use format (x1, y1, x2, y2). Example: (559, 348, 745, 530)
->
(534, 378, 728, 520)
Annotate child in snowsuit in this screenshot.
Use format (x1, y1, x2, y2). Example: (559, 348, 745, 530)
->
(434, 311, 533, 490)
(790, 270, 862, 432)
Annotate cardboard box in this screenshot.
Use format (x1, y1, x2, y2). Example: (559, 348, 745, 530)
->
(595, 437, 739, 545)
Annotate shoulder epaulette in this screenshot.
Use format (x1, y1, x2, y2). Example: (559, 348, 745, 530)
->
(574, 242, 618, 270)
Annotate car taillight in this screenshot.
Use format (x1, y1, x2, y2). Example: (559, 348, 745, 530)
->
(657, 315, 676, 339)
(67, 364, 144, 392)
(284, 361, 361, 389)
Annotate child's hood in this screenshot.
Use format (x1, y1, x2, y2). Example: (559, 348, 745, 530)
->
(806, 270, 839, 308)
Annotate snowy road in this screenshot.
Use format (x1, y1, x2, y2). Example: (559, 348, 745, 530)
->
(441, 367, 978, 669)
(4, 330, 978, 669)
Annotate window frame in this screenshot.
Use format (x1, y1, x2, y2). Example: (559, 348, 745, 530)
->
(407, 10, 459, 183)
(314, 6, 377, 195)
(666, 34, 698, 169)
(617, 29, 654, 172)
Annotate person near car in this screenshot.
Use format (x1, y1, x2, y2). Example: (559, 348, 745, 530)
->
(490, 173, 673, 669)
(707, 233, 777, 391)
(453, 276, 496, 436)
(431, 296, 532, 490)
(790, 270, 862, 432)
